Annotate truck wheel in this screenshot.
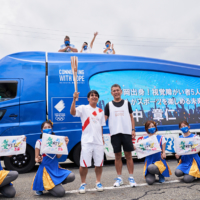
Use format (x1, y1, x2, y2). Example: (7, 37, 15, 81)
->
(67, 151, 74, 162)
(72, 143, 81, 166)
(4, 145, 35, 174)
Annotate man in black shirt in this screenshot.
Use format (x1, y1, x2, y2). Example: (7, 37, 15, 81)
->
(105, 84, 136, 187)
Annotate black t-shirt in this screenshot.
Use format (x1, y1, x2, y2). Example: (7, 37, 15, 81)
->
(104, 100, 133, 117)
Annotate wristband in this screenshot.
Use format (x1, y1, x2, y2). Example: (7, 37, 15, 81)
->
(132, 129, 135, 131)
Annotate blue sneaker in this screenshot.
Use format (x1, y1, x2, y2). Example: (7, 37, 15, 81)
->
(128, 177, 137, 187)
(35, 191, 43, 195)
(79, 183, 87, 194)
(159, 174, 165, 183)
(113, 178, 123, 187)
(96, 182, 104, 192)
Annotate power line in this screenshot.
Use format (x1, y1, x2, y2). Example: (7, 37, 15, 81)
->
(0, 23, 200, 41)
(0, 32, 200, 50)
(0, 27, 200, 45)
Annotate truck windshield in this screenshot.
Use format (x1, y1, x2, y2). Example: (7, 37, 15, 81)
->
(0, 82, 18, 102)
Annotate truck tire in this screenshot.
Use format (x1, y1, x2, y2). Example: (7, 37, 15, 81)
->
(72, 143, 81, 166)
(67, 151, 74, 162)
(4, 145, 35, 174)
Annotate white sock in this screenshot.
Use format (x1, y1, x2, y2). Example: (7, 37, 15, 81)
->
(118, 175, 122, 179)
(129, 174, 134, 178)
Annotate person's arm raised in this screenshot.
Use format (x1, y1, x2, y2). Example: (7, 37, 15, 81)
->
(70, 92, 79, 115)
(111, 44, 116, 54)
(90, 32, 98, 49)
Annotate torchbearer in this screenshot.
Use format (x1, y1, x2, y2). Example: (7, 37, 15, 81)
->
(70, 90, 106, 194)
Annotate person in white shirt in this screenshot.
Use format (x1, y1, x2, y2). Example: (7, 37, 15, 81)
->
(70, 90, 106, 194)
(80, 32, 98, 53)
(103, 40, 115, 54)
(58, 35, 78, 52)
(105, 84, 136, 187)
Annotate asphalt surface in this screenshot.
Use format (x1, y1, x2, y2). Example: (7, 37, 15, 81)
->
(1, 158, 200, 200)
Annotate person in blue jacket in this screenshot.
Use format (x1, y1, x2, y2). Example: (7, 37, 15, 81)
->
(143, 120, 172, 185)
(175, 121, 200, 183)
(31, 120, 75, 197)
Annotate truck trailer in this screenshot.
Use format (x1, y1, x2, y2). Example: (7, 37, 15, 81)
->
(1, 51, 200, 173)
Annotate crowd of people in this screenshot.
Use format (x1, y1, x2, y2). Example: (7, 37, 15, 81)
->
(1, 84, 200, 198)
(58, 33, 116, 54)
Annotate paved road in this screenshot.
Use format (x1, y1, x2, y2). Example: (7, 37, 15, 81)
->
(1, 158, 200, 200)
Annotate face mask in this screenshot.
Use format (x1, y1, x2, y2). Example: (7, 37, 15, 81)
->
(148, 127, 156, 134)
(65, 41, 70, 46)
(180, 126, 189, 134)
(43, 128, 52, 134)
(83, 45, 87, 50)
(106, 44, 109, 48)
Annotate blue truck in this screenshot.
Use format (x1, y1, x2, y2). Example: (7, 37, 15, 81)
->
(1, 51, 200, 173)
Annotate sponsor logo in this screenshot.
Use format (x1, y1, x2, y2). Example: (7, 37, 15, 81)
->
(54, 100, 66, 122)
(55, 113, 65, 121)
(54, 100, 65, 112)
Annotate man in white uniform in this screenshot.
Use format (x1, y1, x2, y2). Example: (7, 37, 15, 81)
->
(105, 84, 136, 187)
(70, 90, 105, 194)
(80, 32, 98, 53)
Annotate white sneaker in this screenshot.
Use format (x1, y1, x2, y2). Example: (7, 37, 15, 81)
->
(79, 183, 86, 194)
(113, 178, 123, 187)
(96, 182, 104, 192)
(128, 177, 136, 187)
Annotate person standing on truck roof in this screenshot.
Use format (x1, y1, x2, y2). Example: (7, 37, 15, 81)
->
(58, 35, 78, 52)
(103, 40, 115, 54)
(70, 90, 106, 194)
(104, 84, 136, 187)
(80, 32, 98, 53)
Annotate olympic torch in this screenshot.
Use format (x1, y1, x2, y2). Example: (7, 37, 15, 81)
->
(71, 56, 78, 101)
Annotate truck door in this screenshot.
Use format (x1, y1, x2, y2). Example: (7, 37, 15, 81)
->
(47, 53, 89, 163)
(0, 80, 20, 135)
